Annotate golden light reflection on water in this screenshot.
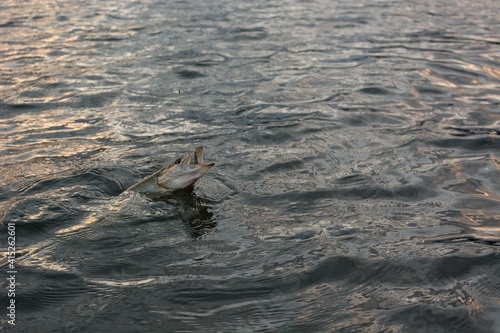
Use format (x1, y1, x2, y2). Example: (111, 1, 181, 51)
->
(421, 61, 500, 90)
(0, 106, 108, 166)
(483, 64, 500, 80)
(490, 154, 500, 170)
(442, 153, 500, 243)
(421, 68, 457, 88)
(56, 212, 99, 236)
(471, 225, 500, 241)
(0, 239, 71, 273)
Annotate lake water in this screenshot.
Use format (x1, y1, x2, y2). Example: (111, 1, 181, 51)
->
(1, 0, 499, 332)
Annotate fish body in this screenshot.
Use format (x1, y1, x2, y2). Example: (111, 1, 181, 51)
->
(127, 146, 214, 195)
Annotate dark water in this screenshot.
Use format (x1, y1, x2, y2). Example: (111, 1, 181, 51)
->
(1, 0, 499, 332)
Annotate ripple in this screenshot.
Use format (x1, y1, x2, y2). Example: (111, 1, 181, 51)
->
(359, 86, 395, 95)
(175, 69, 207, 79)
(431, 136, 499, 152)
(444, 126, 500, 137)
(14, 270, 88, 312)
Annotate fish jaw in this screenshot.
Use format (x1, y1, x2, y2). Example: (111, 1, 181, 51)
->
(156, 163, 214, 190)
(127, 146, 214, 195)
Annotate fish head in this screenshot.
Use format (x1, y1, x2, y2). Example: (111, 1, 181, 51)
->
(156, 146, 214, 191)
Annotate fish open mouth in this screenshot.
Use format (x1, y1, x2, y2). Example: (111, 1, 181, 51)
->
(127, 146, 214, 194)
(156, 146, 214, 190)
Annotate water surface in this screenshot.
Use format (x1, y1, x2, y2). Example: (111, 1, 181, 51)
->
(1, 0, 499, 332)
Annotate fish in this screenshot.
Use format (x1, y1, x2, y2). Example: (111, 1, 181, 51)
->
(127, 146, 214, 195)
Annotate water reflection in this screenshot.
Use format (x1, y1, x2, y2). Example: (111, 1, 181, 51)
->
(160, 187, 216, 239)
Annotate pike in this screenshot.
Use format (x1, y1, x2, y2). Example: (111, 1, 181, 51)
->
(127, 146, 214, 195)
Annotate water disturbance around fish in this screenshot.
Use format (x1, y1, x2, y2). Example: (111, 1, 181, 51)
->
(0, 0, 499, 332)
